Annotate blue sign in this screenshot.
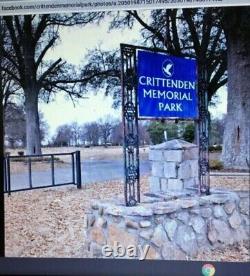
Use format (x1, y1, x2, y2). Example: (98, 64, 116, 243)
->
(137, 50, 198, 119)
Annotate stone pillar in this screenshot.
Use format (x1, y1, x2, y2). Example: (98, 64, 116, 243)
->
(149, 139, 199, 193)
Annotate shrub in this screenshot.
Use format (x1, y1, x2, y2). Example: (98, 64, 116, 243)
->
(183, 123, 195, 143)
(147, 121, 165, 144)
(209, 145, 222, 152)
(209, 159, 223, 170)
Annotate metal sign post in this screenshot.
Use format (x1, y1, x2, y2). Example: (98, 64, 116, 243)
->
(121, 44, 210, 206)
(121, 44, 140, 207)
(198, 65, 210, 195)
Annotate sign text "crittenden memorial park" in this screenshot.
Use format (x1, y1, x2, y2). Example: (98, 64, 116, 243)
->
(137, 50, 198, 119)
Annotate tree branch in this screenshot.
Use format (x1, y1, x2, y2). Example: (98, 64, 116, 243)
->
(35, 37, 56, 69)
(47, 69, 119, 85)
(33, 15, 49, 45)
(182, 9, 201, 55)
(0, 47, 19, 69)
(129, 11, 165, 43)
(171, 10, 181, 55)
(14, 16, 23, 40)
(2, 66, 21, 83)
(200, 9, 213, 56)
(4, 16, 25, 77)
(210, 28, 223, 58)
(38, 58, 62, 83)
(208, 60, 227, 98)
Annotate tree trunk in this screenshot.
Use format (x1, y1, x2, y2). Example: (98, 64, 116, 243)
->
(24, 86, 42, 155)
(221, 7, 250, 170)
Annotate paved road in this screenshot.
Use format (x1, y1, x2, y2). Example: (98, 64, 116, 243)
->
(6, 159, 249, 192)
(7, 159, 151, 192)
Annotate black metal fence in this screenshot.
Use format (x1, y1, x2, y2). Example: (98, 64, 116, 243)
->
(3, 151, 82, 195)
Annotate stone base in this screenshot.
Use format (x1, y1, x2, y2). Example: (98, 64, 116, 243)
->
(85, 190, 249, 260)
(149, 139, 199, 193)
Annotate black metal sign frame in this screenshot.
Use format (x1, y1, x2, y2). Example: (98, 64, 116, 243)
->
(121, 43, 210, 206)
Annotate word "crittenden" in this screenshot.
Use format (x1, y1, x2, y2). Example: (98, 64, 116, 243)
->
(139, 76, 195, 90)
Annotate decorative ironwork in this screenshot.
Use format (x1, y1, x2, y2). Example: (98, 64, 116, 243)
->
(124, 102, 136, 121)
(198, 65, 210, 195)
(126, 134, 137, 146)
(121, 44, 140, 206)
(121, 44, 210, 205)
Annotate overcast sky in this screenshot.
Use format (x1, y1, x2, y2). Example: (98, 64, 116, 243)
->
(39, 12, 227, 139)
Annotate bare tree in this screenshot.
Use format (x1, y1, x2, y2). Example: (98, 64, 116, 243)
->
(111, 121, 123, 146)
(71, 121, 82, 146)
(80, 48, 121, 107)
(126, 8, 227, 100)
(53, 124, 72, 147)
(4, 106, 48, 148)
(1, 13, 104, 154)
(1, 63, 22, 111)
(138, 122, 150, 146)
(0, 21, 22, 111)
(83, 122, 100, 146)
(4, 104, 25, 148)
(98, 116, 116, 147)
(39, 111, 49, 145)
(111, 120, 150, 146)
(210, 116, 225, 146)
(82, 9, 227, 105)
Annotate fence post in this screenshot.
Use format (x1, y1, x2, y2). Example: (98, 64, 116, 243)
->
(6, 157, 11, 195)
(28, 158, 32, 189)
(4, 158, 7, 193)
(51, 155, 55, 186)
(76, 151, 82, 189)
(71, 153, 75, 184)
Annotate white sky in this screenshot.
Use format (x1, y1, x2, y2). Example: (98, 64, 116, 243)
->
(40, 16, 141, 139)
(39, 13, 227, 139)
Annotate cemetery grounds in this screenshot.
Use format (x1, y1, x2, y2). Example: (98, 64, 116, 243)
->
(4, 146, 250, 261)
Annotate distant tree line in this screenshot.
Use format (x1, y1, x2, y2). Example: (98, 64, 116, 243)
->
(49, 117, 225, 148)
(5, 109, 225, 149)
(50, 116, 151, 147)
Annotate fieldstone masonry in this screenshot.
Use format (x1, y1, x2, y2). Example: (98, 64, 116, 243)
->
(84, 190, 249, 260)
(149, 139, 199, 193)
(84, 139, 249, 260)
